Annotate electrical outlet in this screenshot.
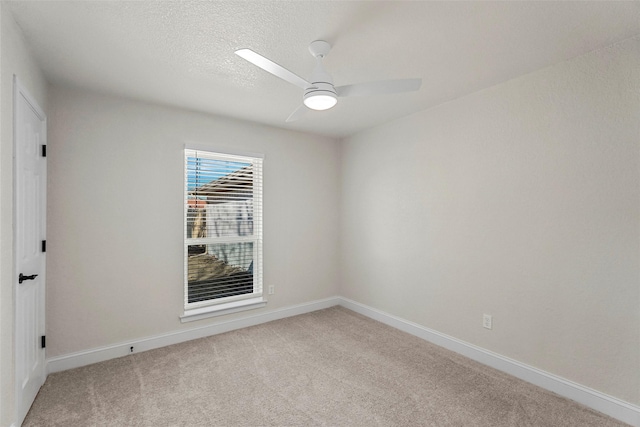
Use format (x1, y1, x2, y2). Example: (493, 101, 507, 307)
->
(483, 314, 493, 330)
(268, 285, 275, 295)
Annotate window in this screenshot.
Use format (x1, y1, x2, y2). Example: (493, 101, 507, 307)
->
(182, 149, 264, 321)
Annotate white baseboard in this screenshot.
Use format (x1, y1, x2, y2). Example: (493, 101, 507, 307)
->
(46, 296, 340, 375)
(337, 297, 640, 427)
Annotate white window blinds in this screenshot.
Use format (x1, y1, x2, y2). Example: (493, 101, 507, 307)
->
(184, 149, 263, 309)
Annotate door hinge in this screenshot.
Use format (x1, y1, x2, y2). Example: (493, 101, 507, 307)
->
(41, 145, 47, 157)
(41, 240, 46, 253)
(41, 335, 46, 349)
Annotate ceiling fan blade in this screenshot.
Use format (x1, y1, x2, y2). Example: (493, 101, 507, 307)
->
(285, 104, 308, 123)
(335, 78, 422, 97)
(235, 48, 312, 90)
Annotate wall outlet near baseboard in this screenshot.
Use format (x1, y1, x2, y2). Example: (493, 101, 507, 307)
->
(268, 285, 275, 295)
(483, 314, 493, 330)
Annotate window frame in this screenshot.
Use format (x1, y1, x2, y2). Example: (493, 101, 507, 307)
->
(181, 147, 265, 322)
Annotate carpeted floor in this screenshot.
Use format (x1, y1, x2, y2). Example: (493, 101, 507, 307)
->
(24, 306, 628, 426)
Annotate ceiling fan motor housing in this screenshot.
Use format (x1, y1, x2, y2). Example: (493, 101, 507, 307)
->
(304, 55, 337, 110)
(303, 83, 337, 110)
(304, 82, 337, 110)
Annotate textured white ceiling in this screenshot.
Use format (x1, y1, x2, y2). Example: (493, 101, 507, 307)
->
(7, 1, 640, 138)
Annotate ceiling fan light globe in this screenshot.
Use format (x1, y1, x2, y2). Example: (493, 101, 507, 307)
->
(303, 93, 337, 111)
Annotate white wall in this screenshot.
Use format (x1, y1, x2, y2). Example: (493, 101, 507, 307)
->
(46, 85, 340, 358)
(340, 36, 640, 405)
(0, 4, 49, 426)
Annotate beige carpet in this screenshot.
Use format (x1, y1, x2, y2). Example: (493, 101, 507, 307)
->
(24, 307, 627, 426)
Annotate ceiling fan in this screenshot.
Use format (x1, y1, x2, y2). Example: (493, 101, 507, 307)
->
(235, 40, 422, 122)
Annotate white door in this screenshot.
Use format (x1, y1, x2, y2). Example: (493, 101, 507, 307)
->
(14, 77, 47, 425)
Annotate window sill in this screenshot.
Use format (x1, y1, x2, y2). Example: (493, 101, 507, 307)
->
(180, 297, 266, 323)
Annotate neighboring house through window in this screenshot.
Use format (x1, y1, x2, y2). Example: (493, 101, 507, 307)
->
(182, 148, 264, 321)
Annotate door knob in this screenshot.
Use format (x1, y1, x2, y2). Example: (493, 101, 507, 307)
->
(18, 273, 38, 284)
